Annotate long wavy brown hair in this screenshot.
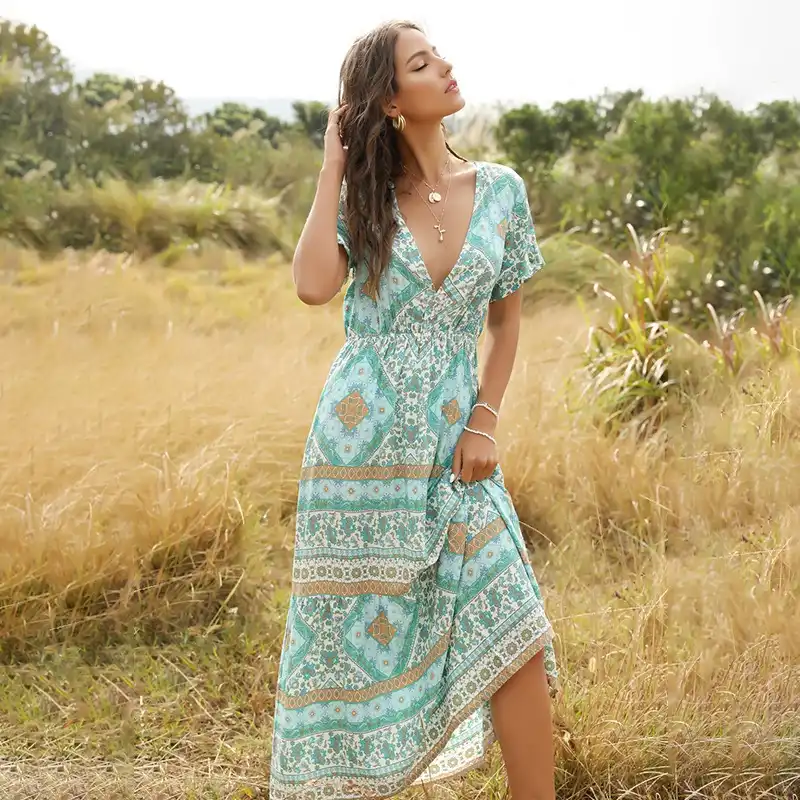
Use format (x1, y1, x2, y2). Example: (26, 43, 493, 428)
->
(336, 20, 465, 298)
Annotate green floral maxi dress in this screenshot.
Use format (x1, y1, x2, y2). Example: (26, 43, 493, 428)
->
(269, 162, 559, 800)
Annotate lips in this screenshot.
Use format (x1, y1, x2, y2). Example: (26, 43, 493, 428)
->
(445, 79, 458, 94)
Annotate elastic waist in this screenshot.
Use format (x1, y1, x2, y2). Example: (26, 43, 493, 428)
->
(346, 325, 478, 341)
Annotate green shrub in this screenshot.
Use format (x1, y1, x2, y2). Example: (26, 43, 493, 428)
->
(1, 177, 301, 259)
(574, 227, 681, 438)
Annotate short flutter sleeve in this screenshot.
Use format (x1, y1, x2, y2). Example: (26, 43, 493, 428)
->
(490, 171, 545, 302)
(337, 187, 350, 256)
(337, 183, 355, 277)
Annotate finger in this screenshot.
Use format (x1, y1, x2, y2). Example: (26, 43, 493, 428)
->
(461, 459, 474, 483)
(327, 107, 346, 131)
(450, 446, 461, 482)
(331, 103, 348, 123)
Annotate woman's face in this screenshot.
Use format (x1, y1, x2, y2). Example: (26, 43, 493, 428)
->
(390, 27, 465, 123)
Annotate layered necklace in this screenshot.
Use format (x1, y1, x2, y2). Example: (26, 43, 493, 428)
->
(402, 156, 452, 243)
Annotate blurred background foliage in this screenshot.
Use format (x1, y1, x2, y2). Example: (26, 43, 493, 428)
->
(2, 19, 800, 324)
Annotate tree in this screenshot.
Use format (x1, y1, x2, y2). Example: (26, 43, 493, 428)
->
(550, 99, 605, 152)
(0, 19, 71, 89)
(204, 102, 285, 145)
(75, 73, 191, 180)
(599, 89, 644, 134)
(291, 101, 329, 147)
(607, 98, 705, 224)
(755, 100, 800, 152)
(697, 93, 764, 187)
(495, 103, 560, 181)
(0, 20, 76, 177)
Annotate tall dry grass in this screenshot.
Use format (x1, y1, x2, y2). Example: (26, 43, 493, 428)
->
(0, 250, 798, 799)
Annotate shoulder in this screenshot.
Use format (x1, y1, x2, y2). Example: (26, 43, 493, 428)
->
(476, 161, 528, 215)
(476, 161, 527, 208)
(477, 161, 525, 190)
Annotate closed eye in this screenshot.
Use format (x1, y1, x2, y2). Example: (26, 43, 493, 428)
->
(413, 54, 445, 72)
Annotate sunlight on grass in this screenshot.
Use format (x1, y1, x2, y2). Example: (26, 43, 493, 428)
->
(0, 251, 798, 799)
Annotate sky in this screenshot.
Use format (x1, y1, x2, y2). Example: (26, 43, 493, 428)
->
(3, 0, 798, 111)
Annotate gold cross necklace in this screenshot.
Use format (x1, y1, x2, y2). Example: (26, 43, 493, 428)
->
(405, 157, 452, 242)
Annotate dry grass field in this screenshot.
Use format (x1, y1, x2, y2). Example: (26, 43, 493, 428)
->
(0, 248, 798, 799)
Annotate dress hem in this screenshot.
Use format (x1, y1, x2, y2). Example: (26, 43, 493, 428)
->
(270, 624, 558, 800)
(408, 624, 558, 792)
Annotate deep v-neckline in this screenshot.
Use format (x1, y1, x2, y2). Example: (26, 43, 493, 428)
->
(393, 161, 482, 294)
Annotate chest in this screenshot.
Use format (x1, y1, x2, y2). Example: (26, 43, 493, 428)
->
(394, 167, 478, 291)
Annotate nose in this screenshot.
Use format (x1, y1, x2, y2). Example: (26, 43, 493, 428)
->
(440, 55, 453, 74)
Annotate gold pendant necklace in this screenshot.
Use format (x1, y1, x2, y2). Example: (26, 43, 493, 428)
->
(407, 158, 452, 243)
(403, 157, 448, 204)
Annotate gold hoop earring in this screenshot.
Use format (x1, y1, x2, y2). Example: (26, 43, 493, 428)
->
(392, 114, 406, 132)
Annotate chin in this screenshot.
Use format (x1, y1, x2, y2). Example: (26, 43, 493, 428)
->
(445, 94, 466, 115)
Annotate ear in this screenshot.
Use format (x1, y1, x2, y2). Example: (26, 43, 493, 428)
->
(382, 97, 400, 120)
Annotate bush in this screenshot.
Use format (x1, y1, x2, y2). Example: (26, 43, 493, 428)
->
(575, 227, 680, 438)
(574, 226, 800, 437)
(0, 177, 301, 259)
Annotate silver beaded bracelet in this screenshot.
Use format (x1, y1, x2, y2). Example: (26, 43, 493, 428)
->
(472, 401, 500, 419)
(463, 425, 497, 445)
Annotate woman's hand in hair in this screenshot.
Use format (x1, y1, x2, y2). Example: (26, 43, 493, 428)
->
(324, 104, 349, 169)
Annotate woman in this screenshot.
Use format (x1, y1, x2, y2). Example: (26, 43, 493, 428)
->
(270, 20, 559, 800)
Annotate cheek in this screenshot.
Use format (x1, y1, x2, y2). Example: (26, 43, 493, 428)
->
(399, 75, 440, 110)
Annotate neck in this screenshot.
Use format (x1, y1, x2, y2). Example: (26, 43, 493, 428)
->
(397, 121, 451, 186)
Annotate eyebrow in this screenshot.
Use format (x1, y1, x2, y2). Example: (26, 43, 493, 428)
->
(405, 47, 438, 65)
